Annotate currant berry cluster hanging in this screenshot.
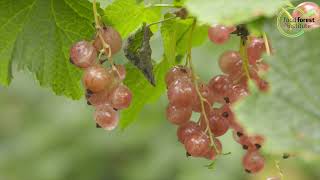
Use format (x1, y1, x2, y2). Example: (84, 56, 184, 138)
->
(69, 1, 132, 130)
(165, 23, 271, 174)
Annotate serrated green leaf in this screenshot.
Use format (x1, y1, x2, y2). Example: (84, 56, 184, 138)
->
(0, 0, 96, 99)
(185, 0, 287, 25)
(161, 15, 209, 60)
(0, 0, 34, 86)
(120, 59, 169, 129)
(234, 27, 320, 155)
(120, 14, 210, 129)
(102, 0, 161, 38)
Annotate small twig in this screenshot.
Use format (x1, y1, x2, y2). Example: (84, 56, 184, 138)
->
(147, 16, 177, 27)
(239, 38, 251, 79)
(186, 19, 220, 155)
(146, 3, 182, 8)
(262, 32, 271, 56)
(286, 0, 295, 7)
(275, 160, 284, 180)
(92, 0, 120, 76)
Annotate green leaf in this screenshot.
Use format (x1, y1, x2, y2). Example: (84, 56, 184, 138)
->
(0, 0, 34, 86)
(124, 25, 155, 85)
(120, 59, 169, 129)
(174, 0, 186, 6)
(185, 0, 287, 25)
(233, 27, 320, 155)
(161, 14, 179, 65)
(161, 15, 209, 61)
(247, 18, 266, 37)
(102, 0, 161, 38)
(0, 0, 96, 99)
(120, 16, 210, 129)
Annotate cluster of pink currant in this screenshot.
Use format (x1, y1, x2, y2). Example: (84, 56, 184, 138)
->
(208, 24, 271, 173)
(164, 24, 271, 173)
(292, 1, 320, 29)
(70, 26, 132, 130)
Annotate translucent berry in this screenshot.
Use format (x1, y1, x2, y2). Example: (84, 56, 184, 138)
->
(83, 65, 114, 92)
(87, 88, 111, 106)
(70, 41, 97, 68)
(177, 121, 202, 143)
(208, 75, 232, 103)
(205, 138, 223, 160)
(200, 109, 229, 137)
(242, 151, 265, 173)
(248, 135, 265, 150)
(184, 131, 210, 157)
(208, 25, 234, 44)
(219, 104, 237, 127)
(232, 130, 246, 144)
(192, 83, 214, 112)
(110, 64, 126, 81)
(256, 78, 269, 92)
(167, 78, 196, 107)
(247, 37, 266, 65)
(218, 51, 242, 75)
(226, 84, 248, 103)
(110, 84, 132, 110)
(94, 104, 119, 131)
(165, 66, 192, 87)
(166, 104, 192, 125)
(93, 26, 122, 56)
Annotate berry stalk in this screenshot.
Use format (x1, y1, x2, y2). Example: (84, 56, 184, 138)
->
(92, 0, 116, 70)
(262, 32, 271, 56)
(186, 19, 220, 154)
(239, 38, 251, 79)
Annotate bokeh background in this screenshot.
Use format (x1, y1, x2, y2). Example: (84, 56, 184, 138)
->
(1, 25, 320, 180)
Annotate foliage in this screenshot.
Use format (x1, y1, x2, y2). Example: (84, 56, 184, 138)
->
(0, 0, 319, 160)
(234, 25, 320, 155)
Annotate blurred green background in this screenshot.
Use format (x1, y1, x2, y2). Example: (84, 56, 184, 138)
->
(1, 29, 320, 180)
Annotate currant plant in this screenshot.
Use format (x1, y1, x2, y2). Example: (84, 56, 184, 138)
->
(69, 0, 133, 130)
(1, 0, 320, 178)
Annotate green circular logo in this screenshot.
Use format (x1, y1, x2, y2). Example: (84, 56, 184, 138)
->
(277, 7, 305, 38)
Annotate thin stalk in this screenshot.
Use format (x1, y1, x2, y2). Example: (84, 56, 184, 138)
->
(239, 39, 251, 79)
(186, 19, 220, 155)
(146, 3, 182, 8)
(275, 160, 284, 180)
(147, 16, 177, 27)
(92, 0, 119, 75)
(262, 32, 271, 56)
(92, 0, 100, 29)
(286, 0, 294, 7)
